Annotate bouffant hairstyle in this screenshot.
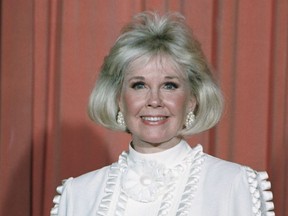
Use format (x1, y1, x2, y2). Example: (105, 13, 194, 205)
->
(88, 11, 223, 136)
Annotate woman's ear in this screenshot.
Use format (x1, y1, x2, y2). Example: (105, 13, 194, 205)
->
(188, 96, 197, 113)
(117, 93, 123, 112)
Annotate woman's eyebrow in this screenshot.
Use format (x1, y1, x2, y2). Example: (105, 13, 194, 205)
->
(127, 76, 182, 81)
(127, 76, 145, 81)
(164, 76, 181, 80)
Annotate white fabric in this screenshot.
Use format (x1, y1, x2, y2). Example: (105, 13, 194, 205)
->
(51, 140, 274, 216)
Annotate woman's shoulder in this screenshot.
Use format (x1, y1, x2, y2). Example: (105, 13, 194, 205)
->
(50, 164, 115, 216)
(64, 162, 120, 194)
(72, 164, 111, 185)
(203, 154, 269, 180)
(201, 154, 274, 215)
(204, 154, 244, 173)
(201, 154, 269, 194)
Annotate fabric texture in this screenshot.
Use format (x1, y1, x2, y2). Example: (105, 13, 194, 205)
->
(50, 140, 274, 216)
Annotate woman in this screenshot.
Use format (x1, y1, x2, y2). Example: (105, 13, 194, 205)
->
(51, 12, 274, 216)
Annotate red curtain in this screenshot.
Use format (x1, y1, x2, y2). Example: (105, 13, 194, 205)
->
(0, 1, 287, 215)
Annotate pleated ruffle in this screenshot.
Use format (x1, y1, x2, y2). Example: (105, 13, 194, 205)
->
(245, 167, 275, 216)
(50, 177, 73, 216)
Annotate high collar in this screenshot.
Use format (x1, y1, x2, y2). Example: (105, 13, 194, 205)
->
(128, 140, 196, 168)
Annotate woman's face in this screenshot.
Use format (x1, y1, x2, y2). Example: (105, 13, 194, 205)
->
(118, 56, 196, 153)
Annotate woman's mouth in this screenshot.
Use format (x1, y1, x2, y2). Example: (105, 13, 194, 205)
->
(141, 116, 168, 124)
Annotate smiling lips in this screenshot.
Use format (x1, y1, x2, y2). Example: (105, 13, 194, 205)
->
(141, 116, 168, 125)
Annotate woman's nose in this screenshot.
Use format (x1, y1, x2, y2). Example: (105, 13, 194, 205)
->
(146, 90, 163, 108)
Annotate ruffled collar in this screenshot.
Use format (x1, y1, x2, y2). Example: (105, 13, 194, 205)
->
(96, 140, 206, 216)
(121, 140, 192, 202)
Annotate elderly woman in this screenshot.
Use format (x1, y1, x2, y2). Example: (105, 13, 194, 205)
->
(51, 12, 274, 216)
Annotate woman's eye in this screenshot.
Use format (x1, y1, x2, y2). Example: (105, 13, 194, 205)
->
(131, 81, 145, 89)
(163, 82, 179, 90)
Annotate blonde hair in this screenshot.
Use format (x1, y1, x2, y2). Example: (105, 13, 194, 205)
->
(88, 11, 223, 135)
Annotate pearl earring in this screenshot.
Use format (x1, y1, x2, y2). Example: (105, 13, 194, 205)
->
(117, 111, 126, 126)
(185, 111, 195, 128)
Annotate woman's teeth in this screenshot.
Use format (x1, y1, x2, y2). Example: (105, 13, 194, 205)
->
(141, 116, 166, 121)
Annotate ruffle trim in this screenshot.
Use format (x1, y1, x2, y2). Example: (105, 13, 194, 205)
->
(50, 177, 73, 216)
(245, 167, 275, 216)
(175, 149, 205, 216)
(158, 146, 205, 216)
(96, 153, 130, 216)
(97, 162, 121, 216)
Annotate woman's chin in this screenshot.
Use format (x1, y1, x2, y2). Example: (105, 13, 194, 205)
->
(133, 136, 181, 150)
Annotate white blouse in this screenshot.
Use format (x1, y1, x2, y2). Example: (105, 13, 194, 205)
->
(50, 140, 275, 216)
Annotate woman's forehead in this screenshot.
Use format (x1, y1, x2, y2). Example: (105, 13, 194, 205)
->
(125, 54, 186, 78)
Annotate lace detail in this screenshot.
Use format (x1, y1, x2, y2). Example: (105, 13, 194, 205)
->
(97, 144, 205, 216)
(121, 158, 176, 202)
(245, 167, 275, 216)
(50, 178, 73, 216)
